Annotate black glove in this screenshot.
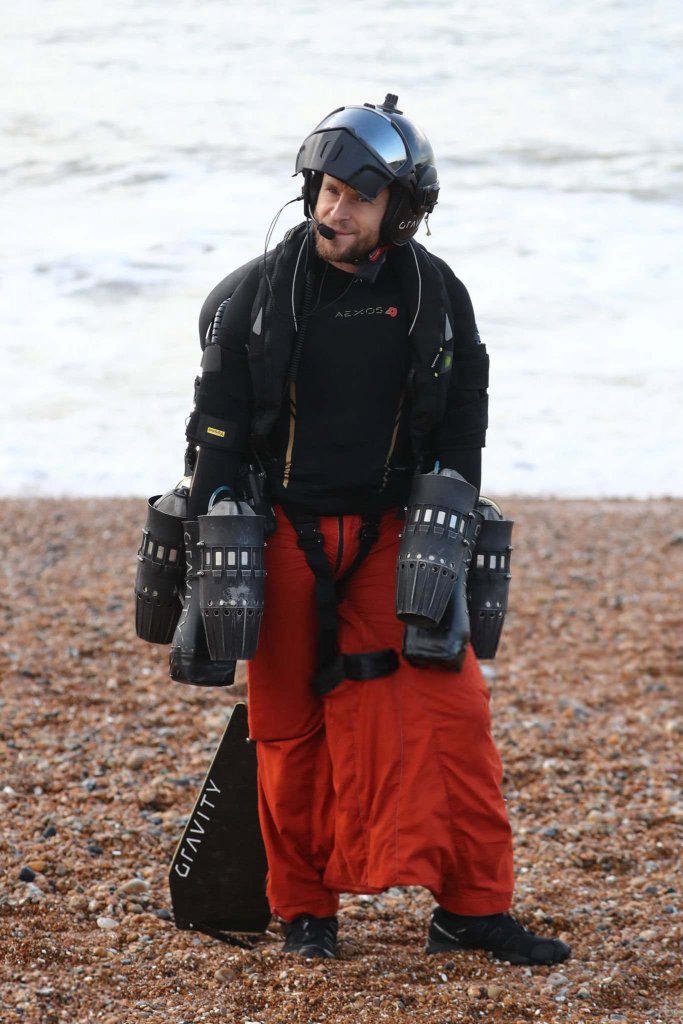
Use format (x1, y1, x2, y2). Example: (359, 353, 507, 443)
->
(169, 520, 236, 687)
(402, 573, 470, 671)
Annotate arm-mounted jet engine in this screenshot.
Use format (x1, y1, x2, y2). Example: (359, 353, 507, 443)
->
(396, 469, 478, 629)
(135, 485, 189, 645)
(467, 498, 513, 659)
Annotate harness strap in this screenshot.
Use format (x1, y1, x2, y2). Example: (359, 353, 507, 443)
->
(282, 507, 394, 695)
(344, 649, 399, 681)
(337, 515, 381, 596)
(284, 511, 339, 686)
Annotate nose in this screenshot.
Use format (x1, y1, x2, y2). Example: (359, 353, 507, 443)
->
(328, 192, 352, 223)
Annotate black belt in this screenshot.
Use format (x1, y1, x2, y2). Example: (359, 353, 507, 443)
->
(282, 507, 398, 695)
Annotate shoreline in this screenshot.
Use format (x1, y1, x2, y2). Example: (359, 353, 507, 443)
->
(3, 492, 683, 502)
(1, 497, 681, 1023)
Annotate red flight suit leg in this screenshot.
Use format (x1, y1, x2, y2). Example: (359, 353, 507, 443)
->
(247, 508, 514, 921)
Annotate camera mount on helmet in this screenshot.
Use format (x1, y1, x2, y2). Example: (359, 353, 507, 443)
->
(295, 93, 439, 246)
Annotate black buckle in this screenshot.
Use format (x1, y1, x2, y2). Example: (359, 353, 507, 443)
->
(359, 516, 380, 544)
(295, 521, 324, 550)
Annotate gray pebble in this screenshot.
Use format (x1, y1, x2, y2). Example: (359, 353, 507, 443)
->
(214, 967, 236, 983)
(126, 750, 148, 771)
(96, 916, 118, 930)
(119, 878, 149, 896)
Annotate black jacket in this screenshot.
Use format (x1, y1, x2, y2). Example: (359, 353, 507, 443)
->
(186, 227, 489, 514)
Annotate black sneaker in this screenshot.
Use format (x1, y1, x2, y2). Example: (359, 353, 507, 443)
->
(427, 908, 571, 965)
(283, 914, 338, 959)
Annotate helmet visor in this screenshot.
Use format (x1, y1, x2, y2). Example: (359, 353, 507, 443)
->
(313, 107, 410, 172)
(296, 106, 412, 199)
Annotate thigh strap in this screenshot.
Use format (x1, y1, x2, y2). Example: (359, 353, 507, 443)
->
(282, 507, 397, 695)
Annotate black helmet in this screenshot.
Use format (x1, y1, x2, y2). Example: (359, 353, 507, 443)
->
(295, 94, 439, 246)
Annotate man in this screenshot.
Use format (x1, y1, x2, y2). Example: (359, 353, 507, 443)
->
(182, 95, 570, 965)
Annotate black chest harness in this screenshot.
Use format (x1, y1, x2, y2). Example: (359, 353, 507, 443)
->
(248, 223, 454, 455)
(283, 506, 399, 696)
(241, 224, 484, 698)
(271, 235, 422, 696)
(254, 228, 450, 698)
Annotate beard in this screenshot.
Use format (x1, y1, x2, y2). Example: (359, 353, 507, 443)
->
(313, 227, 377, 266)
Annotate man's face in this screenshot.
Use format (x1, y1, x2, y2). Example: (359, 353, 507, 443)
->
(313, 174, 389, 269)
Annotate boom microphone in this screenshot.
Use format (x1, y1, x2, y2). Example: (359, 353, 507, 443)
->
(311, 214, 336, 240)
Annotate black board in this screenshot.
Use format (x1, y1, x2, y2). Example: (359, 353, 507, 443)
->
(169, 702, 270, 937)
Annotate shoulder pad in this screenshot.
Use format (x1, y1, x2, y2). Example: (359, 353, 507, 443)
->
(198, 255, 263, 349)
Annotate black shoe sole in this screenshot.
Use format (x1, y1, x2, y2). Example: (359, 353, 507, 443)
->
(283, 945, 337, 959)
(426, 936, 568, 966)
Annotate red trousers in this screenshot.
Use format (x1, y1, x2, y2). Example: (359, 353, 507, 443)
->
(247, 507, 514, 921)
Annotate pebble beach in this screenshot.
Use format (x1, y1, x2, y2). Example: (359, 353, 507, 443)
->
(1, 495, 681, 1023)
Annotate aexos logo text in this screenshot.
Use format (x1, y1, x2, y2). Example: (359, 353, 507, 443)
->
(335, 306, 399, 319)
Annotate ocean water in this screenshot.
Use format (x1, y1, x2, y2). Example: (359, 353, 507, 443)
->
(2, 0, 682, 498)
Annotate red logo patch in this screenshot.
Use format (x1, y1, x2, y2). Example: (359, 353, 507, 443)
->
(385, 306, 398, 318)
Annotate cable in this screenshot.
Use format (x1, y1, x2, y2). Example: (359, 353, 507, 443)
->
(262, 195, 305, 326)
(208, 484, 234, 510)
(287, 269, 315, 384)
(305, 249, 357, 319)
(291, 235, 307, 331)
(408, 241, 422, 336)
